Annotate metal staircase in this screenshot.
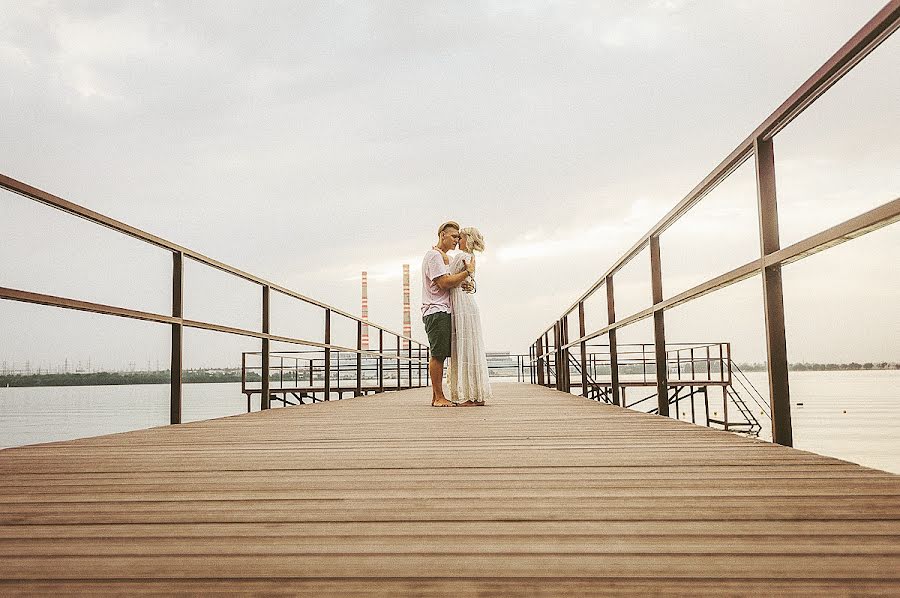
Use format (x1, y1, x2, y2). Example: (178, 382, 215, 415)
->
(567, 352, 615, 404)
(546, 349, 772, 437)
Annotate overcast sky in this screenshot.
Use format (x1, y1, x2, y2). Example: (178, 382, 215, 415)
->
(1, 0, 897, 372)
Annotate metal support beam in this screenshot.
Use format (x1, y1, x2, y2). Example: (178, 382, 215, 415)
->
(650, 236, 669, 417)
(606, 275, 621, 406)
(170, 252, 183, 424)
(578, 302, 588, 398)
(536, 338, 545, 386)
(356, 320, 363, 397)
(755, 136, 793, 446)
(378, 329, 384, 392)
(544, 332, 551, 386)
(552, 322, 561, 391)
(559, 317, 568, 392)
(324, 309, 331, 401)
(261, 285, 270, 410)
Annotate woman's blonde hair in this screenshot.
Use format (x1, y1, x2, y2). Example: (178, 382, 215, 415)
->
(460, 227, 485, 252)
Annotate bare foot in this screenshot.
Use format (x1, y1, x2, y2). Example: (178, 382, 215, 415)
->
(473, 400, 486, 406)
(458, 400, 479, 407)
(432, 397, 454, 407)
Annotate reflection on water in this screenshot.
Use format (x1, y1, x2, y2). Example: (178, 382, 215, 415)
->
(0, 372, 897, 474)
(0, 383, 252, 448)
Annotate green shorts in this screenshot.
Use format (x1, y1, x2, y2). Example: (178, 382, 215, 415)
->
(423, 311, 452, 361)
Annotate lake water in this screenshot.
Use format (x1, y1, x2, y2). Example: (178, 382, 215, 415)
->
(1, 371, 897, 474)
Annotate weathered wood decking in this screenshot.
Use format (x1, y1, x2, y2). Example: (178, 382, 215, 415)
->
(0, 382, 898, 595)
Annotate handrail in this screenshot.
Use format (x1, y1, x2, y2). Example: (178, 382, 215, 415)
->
(531, 2, 900, 447)
(1, 175, 430, 423)
(544, 197, 900, 350)
(539, 1, 900, 332)
(729, 361, 772, 419)
(0, 172, 418, 343)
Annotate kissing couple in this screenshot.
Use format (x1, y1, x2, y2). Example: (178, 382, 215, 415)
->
(421, 221, 493, 407)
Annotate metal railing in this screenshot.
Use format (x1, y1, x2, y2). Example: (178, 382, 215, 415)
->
(241, 347, 428, 408)
(530, 1, 900, 446)
(561, 343, 770, 436)
(0, 175, 429, 424)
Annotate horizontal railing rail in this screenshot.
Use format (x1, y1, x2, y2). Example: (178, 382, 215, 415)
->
(241, 347, 428, 407)
(0, 175, 429, 423)
(530, 1, 900, 446)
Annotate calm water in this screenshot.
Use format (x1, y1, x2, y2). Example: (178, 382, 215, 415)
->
(1, 371, 897, 474)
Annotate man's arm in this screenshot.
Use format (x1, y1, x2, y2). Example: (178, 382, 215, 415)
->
(436, 257, 475, 290)
(435, 270, 470, 290)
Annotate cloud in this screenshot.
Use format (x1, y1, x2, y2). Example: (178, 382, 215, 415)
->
(0, 0, 895, 366)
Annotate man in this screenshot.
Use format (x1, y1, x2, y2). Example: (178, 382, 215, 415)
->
(422, 221, 475, 407)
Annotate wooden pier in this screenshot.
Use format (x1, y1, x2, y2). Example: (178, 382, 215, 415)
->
(1, 383, 898, 595)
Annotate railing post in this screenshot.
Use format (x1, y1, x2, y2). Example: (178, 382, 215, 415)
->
(552, 323, 561, 391)
(723, 384, 730, 430)
(261, 285, 270, 410)
(407, 336, 413, 389)
(170, 251, 183, 424)
(642, 344, 647, 383)
(546, 332, 551, 386)
(578, 302, 588, 398)
(417, 344, 423, 388)
(606, 275, 621, 406)
(396, 335, 401, 390)
(690, 347, 696, 381)
(356, 320, 363, 397)
(536, 338, 545, 386)
(242, 352, 249, 413)
(335, 341, 341, 396)
(563, 319, 570, 391)
(324, 309, 331, 401)
(650, 235, 669, 417)
(726, 342, 733, 385)
(562, 319, 569, 392)
(528, 347, 534, 384)
(755, 136, 793, 446)
(378, 329, 384, 393)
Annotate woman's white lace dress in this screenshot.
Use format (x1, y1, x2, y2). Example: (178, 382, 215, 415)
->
(446, 252, 493, 403)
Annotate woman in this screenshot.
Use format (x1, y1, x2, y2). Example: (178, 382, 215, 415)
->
(445, 227, 492, 406)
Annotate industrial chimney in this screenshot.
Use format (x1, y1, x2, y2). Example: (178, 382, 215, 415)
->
(361, 271, 369, 350)
(402, 264, 411, 349)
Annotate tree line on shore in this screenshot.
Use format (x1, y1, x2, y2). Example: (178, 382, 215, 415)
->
(0, 362, 897, 388)
(0, 369, 260, 388)
(737, 362, 898, 372)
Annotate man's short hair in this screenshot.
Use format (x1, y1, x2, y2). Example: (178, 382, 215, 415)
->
(438, 221, 460, 236)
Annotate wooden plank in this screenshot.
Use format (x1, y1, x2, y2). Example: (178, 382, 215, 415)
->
(3, 534, 899, 556)
(2, 579, 899, 597)
(0, 382, 897, 594)
(1, 553, 898, 579)
(3, 519, 899, 539)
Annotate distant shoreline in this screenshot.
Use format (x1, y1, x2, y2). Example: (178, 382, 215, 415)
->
(736, 362, 899, 373)
(0, 370, 255, 388)
(1, 363, 897, 388)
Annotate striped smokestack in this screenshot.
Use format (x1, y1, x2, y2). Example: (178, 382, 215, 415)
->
(361, 271, 369, 350)
(402, 264, 411, 349)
